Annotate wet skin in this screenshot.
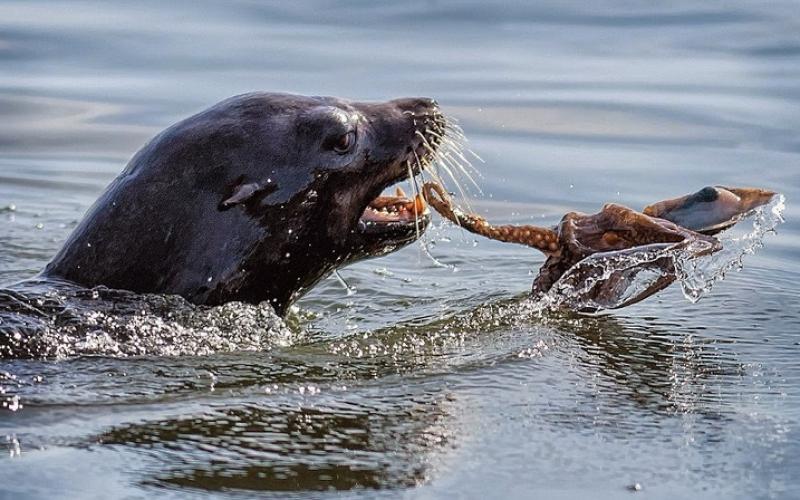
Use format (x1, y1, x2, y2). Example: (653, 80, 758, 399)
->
(42, 93, 443, 314)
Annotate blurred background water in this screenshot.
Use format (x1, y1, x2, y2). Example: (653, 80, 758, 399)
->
(1, 1, 799, 499)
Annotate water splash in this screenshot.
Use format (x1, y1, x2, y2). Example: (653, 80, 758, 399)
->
(538, 194, 786, 312)
(0, 285, 297, 359)
(675, 194, 786, 302)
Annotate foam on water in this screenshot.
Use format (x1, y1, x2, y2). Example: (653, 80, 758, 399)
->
(0, 286, 297, 359)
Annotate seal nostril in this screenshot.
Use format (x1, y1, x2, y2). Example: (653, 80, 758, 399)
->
(416, 97, 438, 113)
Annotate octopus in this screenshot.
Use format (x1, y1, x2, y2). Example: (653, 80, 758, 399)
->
(421, 182, 776, 310)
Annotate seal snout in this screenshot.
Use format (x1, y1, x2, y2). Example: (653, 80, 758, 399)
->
(345, 96, 449, 254)
(392, 97, 439, 114)
(393, 97, 446, 171)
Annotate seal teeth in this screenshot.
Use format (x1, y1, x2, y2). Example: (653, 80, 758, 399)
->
(360, 182, 431, 226)
(413, 194, 426, 214)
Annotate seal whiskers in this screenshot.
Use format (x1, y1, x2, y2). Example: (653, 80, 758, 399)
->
(416, 130, 473, 214)
(424, 127, 482, 194)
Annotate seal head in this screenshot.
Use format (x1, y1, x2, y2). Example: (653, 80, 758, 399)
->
(43, 92, 443, 313)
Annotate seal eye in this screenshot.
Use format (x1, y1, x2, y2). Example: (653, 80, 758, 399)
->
(332, 131, 356, 154)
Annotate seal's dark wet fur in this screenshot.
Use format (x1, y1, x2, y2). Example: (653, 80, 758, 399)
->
(42, 93, 442, 314)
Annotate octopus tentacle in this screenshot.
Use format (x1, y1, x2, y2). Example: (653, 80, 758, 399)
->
(422, 182, 561, 255)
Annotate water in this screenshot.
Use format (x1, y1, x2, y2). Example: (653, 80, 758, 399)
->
(1, 1, 799, 498)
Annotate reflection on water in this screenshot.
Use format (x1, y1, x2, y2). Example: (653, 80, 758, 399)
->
(98, 392, 454, 492)
(561, 313, 745, 416)
(1, 0, 800, 499)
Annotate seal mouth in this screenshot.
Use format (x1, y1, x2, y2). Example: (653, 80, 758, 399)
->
(339, 96, 453, 258)
(358, 186, 431, 235)
(355, 106, 444, 240)
(356, 137, 443, 238)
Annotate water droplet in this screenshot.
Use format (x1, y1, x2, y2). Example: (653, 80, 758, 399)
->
(6, 434, 20, 458)
(3, 395, 21, 412)
(373, 267, 394, 277)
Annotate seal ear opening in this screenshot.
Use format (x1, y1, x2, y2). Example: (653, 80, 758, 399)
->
(219, 181, 276, 210)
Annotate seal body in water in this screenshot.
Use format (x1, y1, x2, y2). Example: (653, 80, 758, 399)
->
(41, 92, 443, 314)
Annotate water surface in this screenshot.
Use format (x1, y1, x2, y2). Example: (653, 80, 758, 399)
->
(1, 1, 799, 499)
